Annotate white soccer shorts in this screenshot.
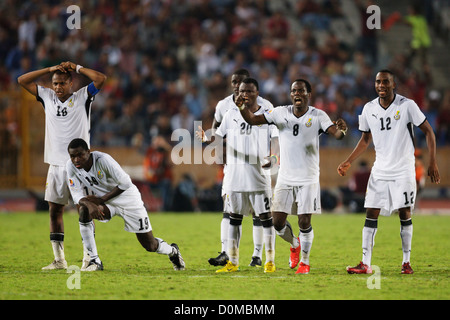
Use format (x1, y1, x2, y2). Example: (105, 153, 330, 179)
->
(104, 203, 153, 233)
(272, 183, 321, 215)
(44, 165, 71, 205)
(223, 190, 272, 216)
(364, 174, 416, 216)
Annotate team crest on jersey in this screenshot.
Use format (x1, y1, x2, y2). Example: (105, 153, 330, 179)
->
(68, 98, 74, 108)
(305, 118, 312, 127)
(69, 179, 75, 187)
(97, 170, 104, 179)
(394, 110, 400, 120)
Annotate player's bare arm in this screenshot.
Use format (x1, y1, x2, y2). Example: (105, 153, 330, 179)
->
(337, 131, 372, 176)
(418, 120, 441, 184)
(60, 61, 107, 90)
(17, 64, 67, 96)
(100, 186, 125, 203)
(236, 94, 267, 126)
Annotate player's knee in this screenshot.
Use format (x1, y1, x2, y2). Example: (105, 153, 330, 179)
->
(229, 214, 243, 226)
(273, 220, 285, 232)
(78, 205, 91, 223)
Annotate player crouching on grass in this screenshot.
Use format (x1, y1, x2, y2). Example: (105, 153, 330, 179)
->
(66, 138, 185, 271)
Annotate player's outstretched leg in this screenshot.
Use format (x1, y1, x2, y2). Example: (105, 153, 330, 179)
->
(273, 212, 300, 269)
(136, 231, 185, 271)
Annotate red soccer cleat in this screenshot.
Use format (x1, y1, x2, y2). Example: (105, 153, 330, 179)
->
(401, 262, 414, 274)
(289, 237, 300, 269)
(295, 262, 310, 274)
(346, 261, 373, 274)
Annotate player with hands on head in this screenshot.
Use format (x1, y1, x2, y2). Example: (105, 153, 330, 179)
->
(338, 69, 440, 275)
(66, 138, 185, 271)
(238, 78, 347, 274)
(17, 61, 106, 270)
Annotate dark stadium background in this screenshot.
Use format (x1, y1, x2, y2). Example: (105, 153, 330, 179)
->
(0, 0, 449, 213)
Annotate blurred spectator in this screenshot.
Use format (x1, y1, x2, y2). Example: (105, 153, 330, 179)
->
(173, 173, 199, 212)
(340, 160, 371, 213)
(0, 0, 448, 157)
(143, 135, 173, 211)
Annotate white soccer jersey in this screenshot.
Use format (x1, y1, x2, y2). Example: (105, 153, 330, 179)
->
(264, 105, 334, 186)
(215, 107, 276, 192)
(359, 94, 426, 180)
(37, 85, 93, 166)
(66, 151, 144, 209)
(214, 94, 274, 124)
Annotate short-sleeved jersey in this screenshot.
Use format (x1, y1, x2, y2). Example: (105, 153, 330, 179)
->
(264, 105, 334, 186)
(215, 107, 276, 192)
(37, 85, 94, 166)
(66, 151, 144, 208)
(358, 94, 426, 179)
(214, 94, 274, 124)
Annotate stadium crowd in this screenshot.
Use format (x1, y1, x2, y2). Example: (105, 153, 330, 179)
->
(1, 0, 449, 155)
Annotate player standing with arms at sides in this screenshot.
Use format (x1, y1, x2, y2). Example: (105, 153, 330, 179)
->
(17, 61, 106, 270)
(214, 78, 277, 273)
(197, 69, 277, 268)
(66, 138, 185, 271)
(237, 79, 347, 274)
(338, 70, 440, 274)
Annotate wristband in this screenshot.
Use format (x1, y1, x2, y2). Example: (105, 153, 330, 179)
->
(76, 64, 84, 74)
(238, 104, 245, 111)
(340, 128, 347, 136)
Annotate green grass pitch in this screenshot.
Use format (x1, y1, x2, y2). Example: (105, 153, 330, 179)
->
(0, 212, 448, 300)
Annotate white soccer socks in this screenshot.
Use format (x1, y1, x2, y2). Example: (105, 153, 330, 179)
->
(276, 221, 299, 248)
(400, 219, 413, 264)
(299, 226, 314, 265)
(362, 218, 378, 267)
(79, 221, 100, 263)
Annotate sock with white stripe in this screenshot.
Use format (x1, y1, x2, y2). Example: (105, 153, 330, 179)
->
(362, 218, 378, 267)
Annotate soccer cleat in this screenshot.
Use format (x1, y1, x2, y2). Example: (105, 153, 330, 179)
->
(216, 261, 240, 273)
(401, 262, 414, 274)
(81, 259, 103, 271)
(346, 261, 372, 274)
(295, 262, 310, 274)
(249, 256, 262, 267)
(208, 251, 229, 266)
(42, 259, 68, 270)
(264, 261, 276, 273)
(169, 243, 185, 271)
(289, 237, 301, 269)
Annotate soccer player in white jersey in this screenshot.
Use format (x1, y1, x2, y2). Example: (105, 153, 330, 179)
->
(338, 70, 440, 274)
(17, 61, 106, 270)
(66, 138, 185, 271)
(214, 78, 277, 273)
(237, 79, 348, 274)
(197, 69, 277, 268)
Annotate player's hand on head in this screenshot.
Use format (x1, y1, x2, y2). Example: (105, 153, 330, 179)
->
(49, 64, 67, 73)
(60, 61, 76, 72)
